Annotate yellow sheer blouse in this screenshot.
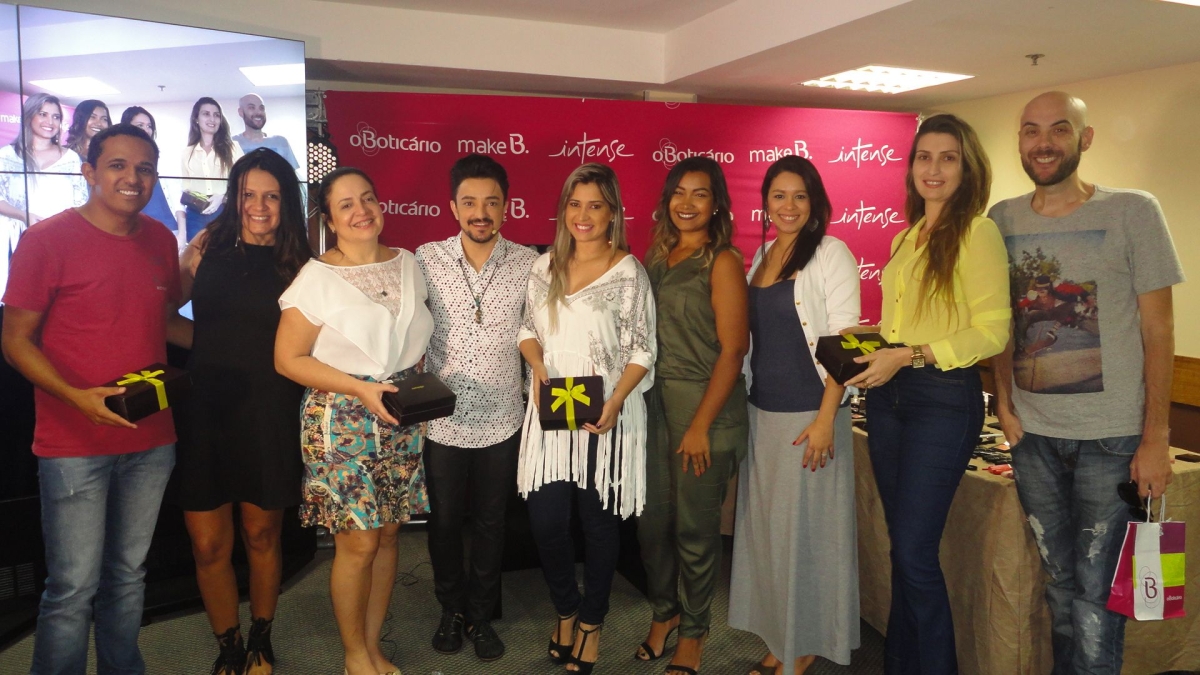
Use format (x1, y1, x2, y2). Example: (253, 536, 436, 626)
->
(879, 215, 1011, 370)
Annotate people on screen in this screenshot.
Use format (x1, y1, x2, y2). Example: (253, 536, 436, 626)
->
(120, 106, 179, 238)
(842, 114, 1010, 675)
(274, 167, 432, 675)
(2, 123, 192, 675)
(517, 163, 655, 675)
(233, 93, 301, 175)
(0, 93, 88, 297)
(989, 92, 1185, 674)
(636, 156, 749, 675)
(415, 154, 538, 662)
(179, 97, 244, 243)
(176, 148, 312, 675)
(65, 99, 110, 161)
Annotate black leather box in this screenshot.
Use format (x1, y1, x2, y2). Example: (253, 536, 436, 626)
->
(381, 372, 457, 426)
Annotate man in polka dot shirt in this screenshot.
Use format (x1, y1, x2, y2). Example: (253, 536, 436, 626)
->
(416, 154, 538, 663)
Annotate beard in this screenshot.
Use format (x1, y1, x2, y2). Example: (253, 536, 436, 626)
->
(245, 116, 266, 131)
(462, 219, 497, 244)
(1022, 138, 1083, 187)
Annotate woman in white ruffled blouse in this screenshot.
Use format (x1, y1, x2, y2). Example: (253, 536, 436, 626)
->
(518, 163, 656, 674)
(275, 167, 432, 675)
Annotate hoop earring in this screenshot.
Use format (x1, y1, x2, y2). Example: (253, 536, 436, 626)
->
(806, 219, 821, 232)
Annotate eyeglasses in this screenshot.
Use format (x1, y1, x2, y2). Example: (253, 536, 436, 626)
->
(1117, 481, 1153, 522)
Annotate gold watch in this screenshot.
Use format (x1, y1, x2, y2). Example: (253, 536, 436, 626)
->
(910, 345, 926, 368)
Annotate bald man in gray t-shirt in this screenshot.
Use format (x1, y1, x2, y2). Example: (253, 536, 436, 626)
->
(989, 92, 1184, 674)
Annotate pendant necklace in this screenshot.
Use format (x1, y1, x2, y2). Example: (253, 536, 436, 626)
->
(459, 242, 507, 324)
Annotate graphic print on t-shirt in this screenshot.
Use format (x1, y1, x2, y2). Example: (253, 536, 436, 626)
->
(1005, 230, 1103, 394)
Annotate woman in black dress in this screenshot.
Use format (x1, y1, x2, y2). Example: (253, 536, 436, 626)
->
(176, 148, 312, 674)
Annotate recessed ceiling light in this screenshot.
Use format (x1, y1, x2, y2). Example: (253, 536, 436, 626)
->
(239, 64, 305, 87)
(1160, 0, 1200, 6)
(28, 77, 119, 97)
(798, 65, 973, 94)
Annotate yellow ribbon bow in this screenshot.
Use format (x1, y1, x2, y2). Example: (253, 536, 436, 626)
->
(550, 377, 592, 431)
(841, 334, 881, 355)
(116, 369, 168, 411)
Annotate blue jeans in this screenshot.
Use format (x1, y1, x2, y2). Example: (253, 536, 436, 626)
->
(183, 203, 222, 243)
(1010, 431, 1135, 674)
(525, 434, 620, 626)
(31, 444, 175, 675)
(865, 366, 983, 675)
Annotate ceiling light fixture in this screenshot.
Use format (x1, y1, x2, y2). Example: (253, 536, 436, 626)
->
(799, 65, 973, 94)
(28, 77, 119, 97)
(239, 63, 305, 87)
(1159, 0, 1200, 6)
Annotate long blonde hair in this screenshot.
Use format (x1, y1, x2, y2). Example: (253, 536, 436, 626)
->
(900, 113, 991, 320)
(545, 163, 629, 330)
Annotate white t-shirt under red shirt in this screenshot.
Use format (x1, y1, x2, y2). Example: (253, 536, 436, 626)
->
(4, 209, 182, 458)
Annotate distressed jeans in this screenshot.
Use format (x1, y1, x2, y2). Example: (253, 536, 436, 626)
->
(31, 444, 175, 675)
(1010, 432, 1135, 675)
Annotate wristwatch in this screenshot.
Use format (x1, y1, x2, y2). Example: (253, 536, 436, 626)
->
(910, 345, 926, 369)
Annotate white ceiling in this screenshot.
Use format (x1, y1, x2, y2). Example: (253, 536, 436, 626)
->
(306, 0, 1200, 111)
(317, 0, 739, 31)
(0, 5, 306, 106)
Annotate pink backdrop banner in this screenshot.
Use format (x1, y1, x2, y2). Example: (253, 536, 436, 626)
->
(324, 91, 918, 324)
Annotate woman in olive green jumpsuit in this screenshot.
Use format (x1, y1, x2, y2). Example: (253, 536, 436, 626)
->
(635, 156, 749, 675)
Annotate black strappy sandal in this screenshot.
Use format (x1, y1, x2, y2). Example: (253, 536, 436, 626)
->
(548, 610, 579, 664)
(568, 623, 603, 675)
(635, 621, 679, 661)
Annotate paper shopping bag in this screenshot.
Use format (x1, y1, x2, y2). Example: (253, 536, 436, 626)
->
(1107, 496, 1185, 621)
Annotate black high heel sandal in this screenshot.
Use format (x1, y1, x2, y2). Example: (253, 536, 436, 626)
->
(635, 618, 680, 661)
(548, 610, 579, 664)
(244, 617, 275, 674)
(568, 623, 603, 675)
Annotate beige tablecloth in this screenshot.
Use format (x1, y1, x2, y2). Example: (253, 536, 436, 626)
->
(854, 427, 1200, 674)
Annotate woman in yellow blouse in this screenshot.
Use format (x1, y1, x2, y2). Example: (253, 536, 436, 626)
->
(843, 114, 1009, 675)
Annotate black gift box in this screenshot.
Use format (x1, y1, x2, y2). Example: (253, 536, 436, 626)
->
(538, 376, 604, 431)
(381, 372, 457, 426)
(103, 363, 191, 422)
(815, 333, 896, 385)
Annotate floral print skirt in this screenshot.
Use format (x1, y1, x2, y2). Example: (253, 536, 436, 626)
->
(299, 367, 429, 533)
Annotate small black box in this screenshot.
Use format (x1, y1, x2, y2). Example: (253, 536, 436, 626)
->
(815, 333, 896, 385)
(538, 376, 604, 431)
(381, 372, 457, 427)
(103, 363, 191, 422)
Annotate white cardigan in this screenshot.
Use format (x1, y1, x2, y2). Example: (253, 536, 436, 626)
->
(745, 235, 862, 399)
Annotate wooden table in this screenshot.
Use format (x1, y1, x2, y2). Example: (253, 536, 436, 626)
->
(853, 427, 1200, 674)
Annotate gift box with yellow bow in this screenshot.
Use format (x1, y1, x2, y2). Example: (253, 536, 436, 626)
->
(538, 376, 604, 431)
(381, 372, 457, 427)
(102, 362, 191, 422)
(815, 333, 896, 385)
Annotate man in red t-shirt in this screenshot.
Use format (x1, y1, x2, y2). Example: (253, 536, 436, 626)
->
(2, 124, 192, 674)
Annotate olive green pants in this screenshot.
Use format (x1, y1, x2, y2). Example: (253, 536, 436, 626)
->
(637, 378, 749, 638)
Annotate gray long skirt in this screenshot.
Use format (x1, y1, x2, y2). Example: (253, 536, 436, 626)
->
(728, 404, 860, 666)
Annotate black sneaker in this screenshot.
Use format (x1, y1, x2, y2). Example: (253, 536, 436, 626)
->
(432, 609, 464, 654)
(466, 620, 505, 661)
